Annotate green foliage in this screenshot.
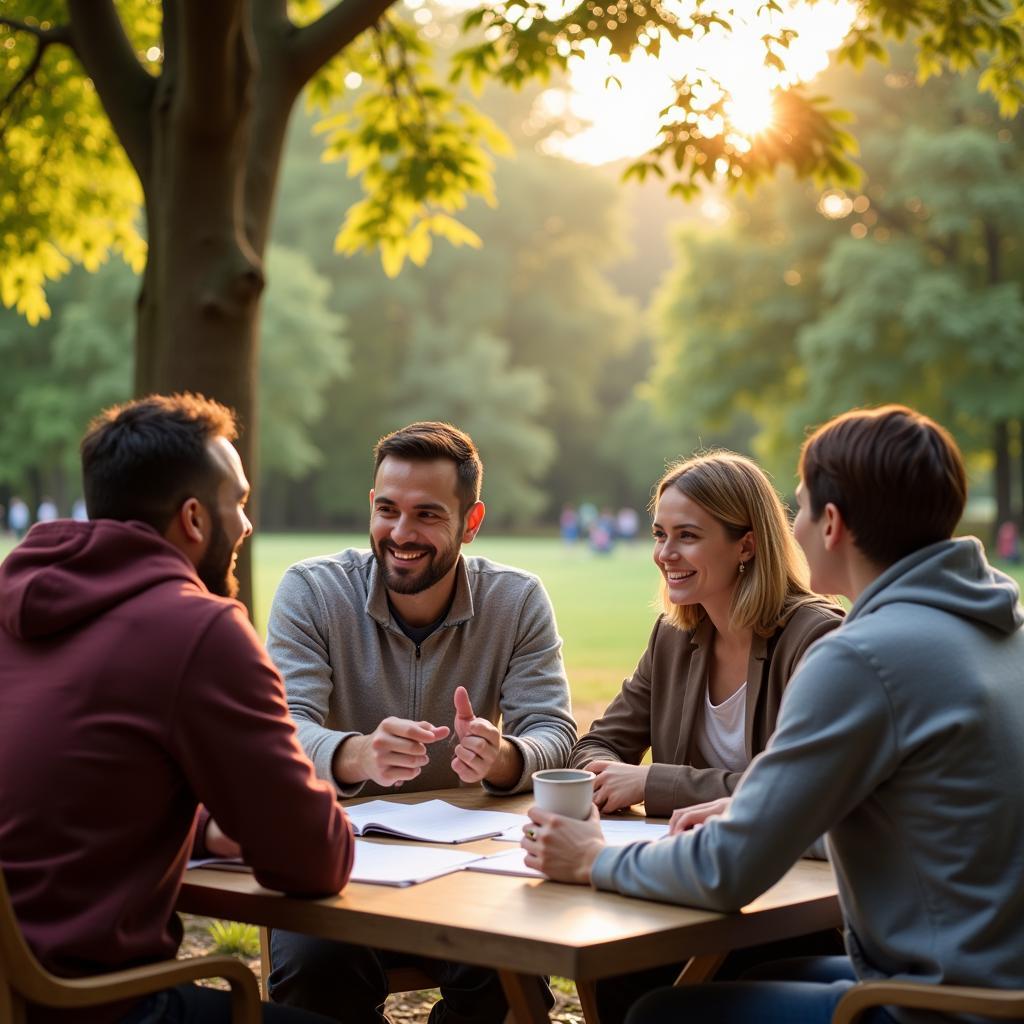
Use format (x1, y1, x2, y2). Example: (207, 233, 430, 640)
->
(268, 102, 640, 525)
(316, 15, 511, 278)
(0, 247, 349, 497)
(4, 0, 1024, 324)
(0, 5, 146, 324)
(651, 45, 1024, 480)
(258, 246, 350, 479)
(206, 920, 260, 959)
(392, 324, 556, 524)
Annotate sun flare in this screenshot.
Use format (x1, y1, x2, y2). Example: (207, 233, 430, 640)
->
(535, 0, 856, 166)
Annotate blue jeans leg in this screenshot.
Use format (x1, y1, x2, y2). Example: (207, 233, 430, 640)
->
(625, 957, 897, 1024)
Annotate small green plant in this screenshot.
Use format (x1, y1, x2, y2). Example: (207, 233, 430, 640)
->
(206, 919, 260, 958)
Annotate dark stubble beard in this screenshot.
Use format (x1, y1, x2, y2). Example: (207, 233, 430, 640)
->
(371, 528, 462, 596)
(196, 510, 240, 599)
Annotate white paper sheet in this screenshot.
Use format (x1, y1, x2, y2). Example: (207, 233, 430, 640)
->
(351, 839, 485, 886)
(346, 799, 530, 844)
(466, 848, 544, 879)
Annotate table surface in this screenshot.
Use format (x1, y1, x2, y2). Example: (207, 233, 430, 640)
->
(178, 788, 840, 983)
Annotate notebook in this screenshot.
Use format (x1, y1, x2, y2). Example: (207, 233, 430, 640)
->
(345, 799, 530, 844)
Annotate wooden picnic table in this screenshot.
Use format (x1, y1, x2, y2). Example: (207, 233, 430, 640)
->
(178, 787, 840, 1023)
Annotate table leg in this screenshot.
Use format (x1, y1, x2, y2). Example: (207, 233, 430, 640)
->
(499, 970, 552, 1023)
(673, 952, 726, 986)
(576, 980, 602, 1024)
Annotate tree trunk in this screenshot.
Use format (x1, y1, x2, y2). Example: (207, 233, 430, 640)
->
(994, 420, 1012, 540)
(132, 7, 273, 615)
(66, 0, 381, 617)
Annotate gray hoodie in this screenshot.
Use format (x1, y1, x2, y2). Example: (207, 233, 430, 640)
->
(593, 538, 1024, 1004)
(268, 549, 575, 797)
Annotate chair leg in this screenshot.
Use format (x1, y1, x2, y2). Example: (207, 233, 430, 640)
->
(258, 927, 272, 1001)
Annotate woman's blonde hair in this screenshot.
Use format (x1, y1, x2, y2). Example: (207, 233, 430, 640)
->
(651, 450, 821, 637)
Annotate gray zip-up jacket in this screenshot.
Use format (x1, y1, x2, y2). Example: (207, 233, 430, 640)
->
(267, 549, 575, 797)
(592, 538, 1024, 1010)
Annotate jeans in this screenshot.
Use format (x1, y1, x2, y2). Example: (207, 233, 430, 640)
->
(625, 956, 899, 1024)
(119, 983, 332, 1024)
(268, 929, 553, 1024)
(595, 929, 847, 1024)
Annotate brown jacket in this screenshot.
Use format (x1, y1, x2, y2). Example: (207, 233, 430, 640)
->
(569, 601, 843, 815)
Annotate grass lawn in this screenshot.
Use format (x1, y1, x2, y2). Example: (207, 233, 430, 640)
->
(4, 530, 1024, 717)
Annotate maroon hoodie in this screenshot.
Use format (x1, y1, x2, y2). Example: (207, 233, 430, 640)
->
(0, 520, 353, 1013)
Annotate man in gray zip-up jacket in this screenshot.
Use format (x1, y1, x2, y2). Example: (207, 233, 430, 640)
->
(524, 406, 1024, 1024)
(267, 421, 573, 1023)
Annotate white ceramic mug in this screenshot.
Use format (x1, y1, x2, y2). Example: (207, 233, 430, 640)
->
(532, 768, 596, 820)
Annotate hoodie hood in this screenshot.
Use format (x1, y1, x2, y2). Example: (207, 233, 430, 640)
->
(0, 519, 201, 641)
(849, 536, 1023, 636)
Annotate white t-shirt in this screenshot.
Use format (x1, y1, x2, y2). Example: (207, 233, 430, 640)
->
(695, 682, 749, 773)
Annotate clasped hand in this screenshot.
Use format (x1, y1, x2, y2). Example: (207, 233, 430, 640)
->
(335, 685, 503, 787)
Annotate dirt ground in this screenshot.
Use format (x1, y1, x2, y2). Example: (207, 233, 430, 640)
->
(180, 915, 585, 1022)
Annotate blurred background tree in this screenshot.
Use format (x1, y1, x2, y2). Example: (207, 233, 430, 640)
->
(2, 2, 1024, 556)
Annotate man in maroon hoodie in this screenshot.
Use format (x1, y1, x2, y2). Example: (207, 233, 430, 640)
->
(0, 394, 354, 1024)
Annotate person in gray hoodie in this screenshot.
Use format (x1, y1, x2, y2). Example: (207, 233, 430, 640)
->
(267, 421, 574, 1023)
(523, 405, 1024, 1024)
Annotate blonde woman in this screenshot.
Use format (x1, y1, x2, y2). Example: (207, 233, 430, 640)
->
(570, 451, 842, 817)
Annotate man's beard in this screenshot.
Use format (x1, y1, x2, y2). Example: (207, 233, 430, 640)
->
(197, 512, 240, 599)
(371, 531, 461, 596)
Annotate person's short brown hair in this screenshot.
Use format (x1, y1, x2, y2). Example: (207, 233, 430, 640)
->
(372, 422, 482, 515)
(81, 393, 237, 533)
(799, 405, 966, 567)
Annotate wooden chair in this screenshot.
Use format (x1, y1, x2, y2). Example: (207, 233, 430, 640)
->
(833, 980, 1024, 1024)
(0, 866, 260, 1024)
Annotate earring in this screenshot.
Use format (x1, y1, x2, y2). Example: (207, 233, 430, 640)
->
(738, 561, 747, 575)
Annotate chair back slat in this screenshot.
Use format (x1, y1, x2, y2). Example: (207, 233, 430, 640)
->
(0, 866, 54, 1007)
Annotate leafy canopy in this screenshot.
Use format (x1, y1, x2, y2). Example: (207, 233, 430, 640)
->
(1, 0, 1023, 318)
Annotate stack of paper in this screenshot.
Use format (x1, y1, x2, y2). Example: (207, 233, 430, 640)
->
(345, 799, 529, 844)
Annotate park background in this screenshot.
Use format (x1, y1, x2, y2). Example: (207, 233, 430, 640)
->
(3, 10, 1024, 721)
(3, 2, 1024, 1012)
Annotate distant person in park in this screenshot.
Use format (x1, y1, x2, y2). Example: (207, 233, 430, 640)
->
(266, 420, 574, 1024)
(0, 394, 353, 1024)
(36, 495, 58, 522)
(559, 502, 580, 543)
(568, 451, 842, 1023)
(997, 519, 1021, 563)
(7, 494, 30, 538)
(527, 406, 1024, 1024)
(616, 504, 639, 542)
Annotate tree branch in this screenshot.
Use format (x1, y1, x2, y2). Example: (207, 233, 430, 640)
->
(0, 21, 74, 142)
(287, 0, 400, 89)
(66, 0, 156, 180)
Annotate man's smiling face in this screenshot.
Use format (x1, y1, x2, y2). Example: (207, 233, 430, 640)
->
(369, 457, 466, 596)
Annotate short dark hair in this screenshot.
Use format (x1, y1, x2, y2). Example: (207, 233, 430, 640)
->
(373, 422, 482, 514)
(799, 405, 966, 567)
(81, 393, 238, 533)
